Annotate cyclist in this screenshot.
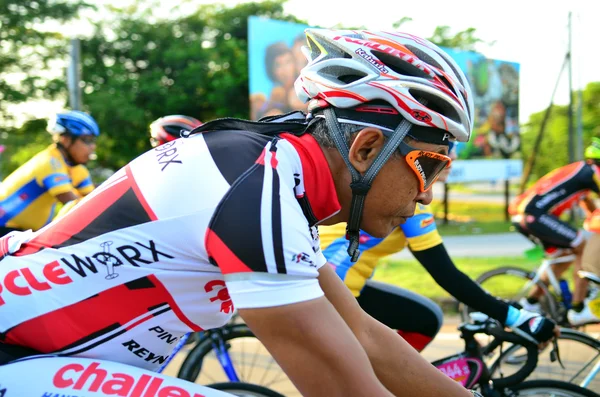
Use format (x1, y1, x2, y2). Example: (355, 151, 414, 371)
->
(0, 110, 98, 236)
(320, 142, 556, 351)
(0, 29, 486, 397)
(149, 115, 203, 147)
(509, 139, 600, 321)
(572, 138, 600, 325)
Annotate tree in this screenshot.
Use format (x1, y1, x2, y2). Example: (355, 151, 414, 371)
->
(427, 26, 492, 52)
(79, 0, 306, 170)
(520, 81, 600, 180)
(0, 0, 89, 122)
(0, 0, 90, 177)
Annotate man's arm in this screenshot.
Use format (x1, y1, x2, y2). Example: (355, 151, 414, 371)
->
(581, 196, 597, 215)
(411, 243, 510, 323)
(55, 191, 80, 204)
(238, 293, 393, 397)
(316, 264, 472, 397)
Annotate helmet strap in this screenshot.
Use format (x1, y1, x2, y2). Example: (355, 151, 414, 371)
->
(323, 108, 412, 262)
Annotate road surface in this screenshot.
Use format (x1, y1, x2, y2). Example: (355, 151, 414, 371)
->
(392, 232, 536, 259)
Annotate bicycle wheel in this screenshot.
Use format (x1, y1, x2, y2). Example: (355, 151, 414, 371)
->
(178, 325, 300, 397)
(207, 382, 285, 397)
(507, 379, 600, 396)
(459, 266, 559, 322)
(489, 328, 600, 391)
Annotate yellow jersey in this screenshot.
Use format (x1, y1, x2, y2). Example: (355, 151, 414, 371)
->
(319, 203, 443, 296)
(0, 144, 94, 230)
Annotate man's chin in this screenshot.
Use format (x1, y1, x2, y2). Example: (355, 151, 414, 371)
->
(361, 223, 396, 239)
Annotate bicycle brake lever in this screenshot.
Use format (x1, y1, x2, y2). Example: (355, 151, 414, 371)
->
(549, 337, 565, 369)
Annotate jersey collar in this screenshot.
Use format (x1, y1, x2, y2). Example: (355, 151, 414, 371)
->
(280, 133, 341, 224)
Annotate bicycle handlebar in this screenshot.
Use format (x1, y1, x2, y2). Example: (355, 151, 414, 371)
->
(459, 320, 539, 389)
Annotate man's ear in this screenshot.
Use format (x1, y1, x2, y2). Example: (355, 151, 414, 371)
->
(347, 127, 386, 174)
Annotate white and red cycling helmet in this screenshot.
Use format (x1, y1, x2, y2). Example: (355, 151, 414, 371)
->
(294, 29, 474, 261)
(149, 115, 203, 147)
(295, 29, 473, 142)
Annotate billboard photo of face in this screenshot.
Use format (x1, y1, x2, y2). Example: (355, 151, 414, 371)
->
(442, 47, 521, 160)
(248, 17, 310, 121)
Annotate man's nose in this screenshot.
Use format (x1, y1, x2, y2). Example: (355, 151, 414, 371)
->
(416, 188, 433, 205)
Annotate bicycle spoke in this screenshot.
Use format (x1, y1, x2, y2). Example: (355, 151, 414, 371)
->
(568, 351, 600, 383)
(246, 336, 262, 382)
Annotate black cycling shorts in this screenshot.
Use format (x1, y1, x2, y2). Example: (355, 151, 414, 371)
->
(357, 280, 443, 351)
(513, 212, 581, 250)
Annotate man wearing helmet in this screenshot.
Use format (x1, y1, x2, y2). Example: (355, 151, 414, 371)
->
(0, 110, 99, 235)
(509, 138, 600, 326)
(0, 30, 538, 397)
(149, 115, 203, 147)
(569, 138, 600, 325)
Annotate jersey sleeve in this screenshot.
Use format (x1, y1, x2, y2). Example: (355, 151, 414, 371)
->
(401, 204, 443, 251)
(35, 155, 76, 197)
(206, 148, 324, 310)
(71, 165, 95, 196)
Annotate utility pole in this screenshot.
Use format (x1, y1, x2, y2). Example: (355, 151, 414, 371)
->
(567, 11, 575, 163)
(67, 38, 82, 110)
(519, 56, 569, 193)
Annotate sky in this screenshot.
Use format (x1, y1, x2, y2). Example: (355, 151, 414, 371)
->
(9, 0, 600, 125)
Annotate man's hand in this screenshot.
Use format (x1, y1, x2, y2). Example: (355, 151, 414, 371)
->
(510, 309, 560, 348)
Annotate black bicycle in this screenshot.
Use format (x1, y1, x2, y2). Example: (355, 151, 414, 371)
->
(177, 317, 599, 396)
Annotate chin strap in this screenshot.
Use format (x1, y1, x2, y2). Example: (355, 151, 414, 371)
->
(323, 108, 413, 262)
(55, 141, 77, 166)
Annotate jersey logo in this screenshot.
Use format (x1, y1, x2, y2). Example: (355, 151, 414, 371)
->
(204, 280, 233, 314)
(420, 216, 435, 229)
(154, 140, 183, 171)
(93, 241, 124, 279)
(52, 361, 207, 397)
(292, 252, 315, 267)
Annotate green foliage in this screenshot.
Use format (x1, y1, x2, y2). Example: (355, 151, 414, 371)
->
(521, 82, 600, 180)
(0, 119, 49, 177)
(427, 26, 491, 52)
(0, 0, 90, 121)
(80, 0, 306, 169)
(374, 256, 539, 301)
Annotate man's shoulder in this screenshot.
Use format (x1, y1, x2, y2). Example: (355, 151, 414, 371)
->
(32, 144, 67, 173)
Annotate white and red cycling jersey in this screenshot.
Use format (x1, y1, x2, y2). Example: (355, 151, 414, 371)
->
(0, 128, 340, 371)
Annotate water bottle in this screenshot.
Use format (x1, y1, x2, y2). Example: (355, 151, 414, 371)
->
(559, 279, 572, 309)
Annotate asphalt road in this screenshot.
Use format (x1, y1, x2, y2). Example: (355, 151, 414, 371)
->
(392, 232, 536, 259)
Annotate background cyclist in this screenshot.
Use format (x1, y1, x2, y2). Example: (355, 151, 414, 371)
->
(0, 110, 99, 236)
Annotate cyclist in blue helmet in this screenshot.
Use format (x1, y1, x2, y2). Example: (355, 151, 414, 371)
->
(0, 110, 99, 234)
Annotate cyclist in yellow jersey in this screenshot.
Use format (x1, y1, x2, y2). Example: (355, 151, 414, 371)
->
(320, 142, 556, 351)
(0, 111, 99, 235)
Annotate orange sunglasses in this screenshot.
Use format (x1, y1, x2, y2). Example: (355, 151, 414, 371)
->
(398, 141, 452, 192)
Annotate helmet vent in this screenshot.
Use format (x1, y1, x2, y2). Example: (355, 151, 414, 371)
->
(319, 65, 368, 85)
(371, 50, 431, 80)
(409, 89, 461, 123)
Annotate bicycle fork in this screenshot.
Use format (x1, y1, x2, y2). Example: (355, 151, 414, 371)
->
(210, 331, 240, 382)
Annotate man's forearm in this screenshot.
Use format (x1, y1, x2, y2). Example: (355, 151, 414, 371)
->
(359, 318, 472, 397)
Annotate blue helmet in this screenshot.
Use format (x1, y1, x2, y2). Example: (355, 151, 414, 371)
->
(48, 110, 100, 137)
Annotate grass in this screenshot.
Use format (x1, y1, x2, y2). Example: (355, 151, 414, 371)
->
(373, 256, 542, 302)
(429, 199, 513, 236)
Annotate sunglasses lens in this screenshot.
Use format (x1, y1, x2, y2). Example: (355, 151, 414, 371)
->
(412, 153, 450, 190)
(79, 135, 96, 145)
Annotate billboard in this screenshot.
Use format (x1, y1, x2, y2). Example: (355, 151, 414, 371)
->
(248, 17, 309, 121)
(248, 16, 521, 169)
